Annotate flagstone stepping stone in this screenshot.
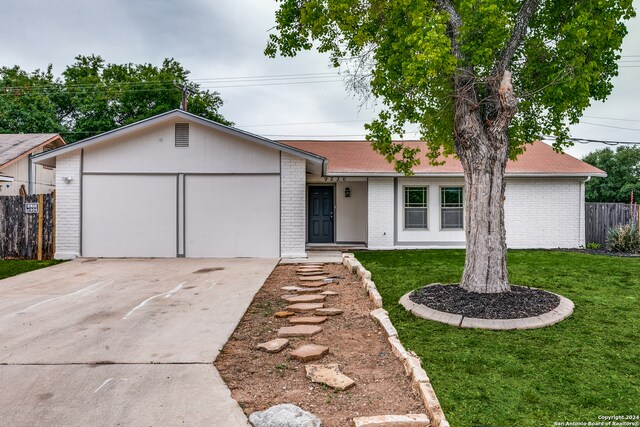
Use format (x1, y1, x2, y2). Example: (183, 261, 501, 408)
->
(274, 311, 296, 318)
(281, 294, 298, 300)
(320, 291, 338, 296)
(283, 294, 327, 304)
(256, 338, 290, 353)
(352, 414, 431, 427)
(289, 316, 328, 325)
(286, 303, 325, 312)
(249, 404, 321, 427)
(277, 325, 323, 338)
(297, 281, 328, 288)
(281, 286, 303, 291)
(290, 344, 329, 362)
(297, 271, 326, 276)
(315, 308, 343, 316)
(296, 267, 324, 272)
(305, 363, 355, 390)
(299, 275, 328, 281)
(295, 287, 323, 294)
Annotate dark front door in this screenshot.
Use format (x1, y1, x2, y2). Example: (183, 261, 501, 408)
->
(308, 186, 334, 243)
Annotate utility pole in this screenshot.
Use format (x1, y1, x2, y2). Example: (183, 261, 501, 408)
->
(173, 80, 192, 111)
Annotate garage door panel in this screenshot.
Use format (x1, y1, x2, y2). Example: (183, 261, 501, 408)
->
(184, 175, 279, 257)
(82, 175, 177, 257)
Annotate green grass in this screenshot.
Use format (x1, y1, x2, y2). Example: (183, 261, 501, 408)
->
(0, 259, 65, 281)
(355, 250, 640, 427)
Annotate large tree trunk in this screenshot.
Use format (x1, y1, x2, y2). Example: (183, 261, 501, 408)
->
(459, 142, 510, 293)
(453, 71, 516, 293)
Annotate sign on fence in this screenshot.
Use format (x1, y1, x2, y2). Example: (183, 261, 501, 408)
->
(24, 202, 39, 214)
(0, 193, 55, 260)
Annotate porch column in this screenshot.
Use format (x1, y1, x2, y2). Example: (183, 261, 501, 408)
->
(280, 153, 307, 258)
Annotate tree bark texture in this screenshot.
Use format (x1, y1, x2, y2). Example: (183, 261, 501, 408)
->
(454, 71, 516, 293)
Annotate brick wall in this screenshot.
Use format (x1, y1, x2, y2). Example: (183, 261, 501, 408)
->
(280, 153, 307, 257)
(505, 178, 584, 248)
(367, 178, 395, 249)
(55, 152, 81, 259)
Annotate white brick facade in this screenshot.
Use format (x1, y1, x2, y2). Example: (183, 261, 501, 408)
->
(505, 178, 585, 248)
(280, 153, 307, 258)
(367, 178, 395, 249)
(55, 152, 81, 259)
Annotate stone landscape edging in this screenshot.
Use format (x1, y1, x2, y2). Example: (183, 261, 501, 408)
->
(342, 253, 450, 427)
(399, 285, 575, 330)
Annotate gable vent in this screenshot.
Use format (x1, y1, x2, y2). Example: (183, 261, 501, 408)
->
(175, 123, 189, 148)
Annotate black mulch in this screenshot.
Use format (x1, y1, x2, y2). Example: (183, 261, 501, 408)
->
(408, 284, 561, 319)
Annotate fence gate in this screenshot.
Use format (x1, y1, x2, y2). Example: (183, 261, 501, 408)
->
(0, 193, 55, 260)
(585, 202, 639, 247)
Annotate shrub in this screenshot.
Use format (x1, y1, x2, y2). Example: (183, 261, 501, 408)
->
(606, 224, 640, 253)
(586, 242, 602, 250)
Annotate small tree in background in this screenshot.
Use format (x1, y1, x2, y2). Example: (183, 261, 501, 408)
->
(583, 146, 640, 203)
(267, 0, 634, 293)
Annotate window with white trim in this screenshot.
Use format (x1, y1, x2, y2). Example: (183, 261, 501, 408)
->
(404, 186, 428, 229)
(440, 187, 464, 229)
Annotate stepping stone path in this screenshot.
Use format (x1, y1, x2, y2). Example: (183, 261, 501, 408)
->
(277, 325, 323, 338)
(315, 308, 343, 316)
(281, 286, 303, 291)
(320, 291, 338, 296)
(256, 338, 289, 353)
(305, 363, 355, 391)
(286, 303, 325, 312)
(290, 344, 329, 362)
(289, 316, 328, 325)
(274, 311, 296, 318)
(299, 276, 328, 281)
(283, 294, 326, 304)
(297, 281, 328, 288)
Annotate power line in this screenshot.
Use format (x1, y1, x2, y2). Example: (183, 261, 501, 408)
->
(583, 115, 640, 123)
(544, 136, 640, 146)
(580, 121, 640, 132)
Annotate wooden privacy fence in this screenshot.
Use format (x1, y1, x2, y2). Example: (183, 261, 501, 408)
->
(585, 202, 639, 247)
(0, 193, 55, 260)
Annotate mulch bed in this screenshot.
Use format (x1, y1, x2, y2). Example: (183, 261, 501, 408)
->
(409, 284, 561, 319)
(215, 263, 424, 427)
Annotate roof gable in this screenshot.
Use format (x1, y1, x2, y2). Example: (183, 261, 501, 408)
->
(281, 140, 605, 177)
(32, 110, 324, 166)
(0, 134, 65, 168)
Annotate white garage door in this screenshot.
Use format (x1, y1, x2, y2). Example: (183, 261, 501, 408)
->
(184, 175, 280, 257)
(82, 175, 177, 257)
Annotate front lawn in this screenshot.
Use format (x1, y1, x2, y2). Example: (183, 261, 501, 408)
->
(0, 259, 64, 281)
(355, 250, 639, 427)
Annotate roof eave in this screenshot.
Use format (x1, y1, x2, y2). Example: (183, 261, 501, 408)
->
(0, 134, 66, 169)
(323, 171, 607, 178)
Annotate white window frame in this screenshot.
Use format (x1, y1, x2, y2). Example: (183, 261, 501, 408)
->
(403, 186, 429, 230)
(440, 186, 464, 230)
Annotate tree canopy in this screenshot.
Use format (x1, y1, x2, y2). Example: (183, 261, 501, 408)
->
(267, 0, 634, 173)
(584, 146, 640, 203)
(0, 55, 230, 142)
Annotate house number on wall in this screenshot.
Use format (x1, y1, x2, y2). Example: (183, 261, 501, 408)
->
(323, 177, 347, 182)
(25, 203, 39, 214)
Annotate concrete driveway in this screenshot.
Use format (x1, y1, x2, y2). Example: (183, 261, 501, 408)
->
(0, 258, 278, 426)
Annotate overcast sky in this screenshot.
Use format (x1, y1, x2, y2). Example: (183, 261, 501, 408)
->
(1, 0, 639, 159)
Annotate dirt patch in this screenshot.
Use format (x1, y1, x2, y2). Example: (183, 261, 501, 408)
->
(410, 284, 560, 319)
(215, 263, 424, 427)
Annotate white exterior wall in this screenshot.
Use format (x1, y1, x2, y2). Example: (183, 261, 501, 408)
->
(335, 180, 367, 243)
(505, 178, 584, 248)
(367, 178, 395, 249)
(55, 152, 81, 259)
(281, 153, 307, 258)
(82, 121, 279, 174)
(0, 155, 56, 196)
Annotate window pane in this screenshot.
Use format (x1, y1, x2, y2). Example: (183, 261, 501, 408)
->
(441, 208, 463, 229)
(441, 187, 463, 207)
(405, 187, 427, 207)
(405, 208, 428, 229)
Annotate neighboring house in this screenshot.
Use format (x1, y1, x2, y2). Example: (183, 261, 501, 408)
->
(33, 110, 605, 259)
(0, 134, 66, 196)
